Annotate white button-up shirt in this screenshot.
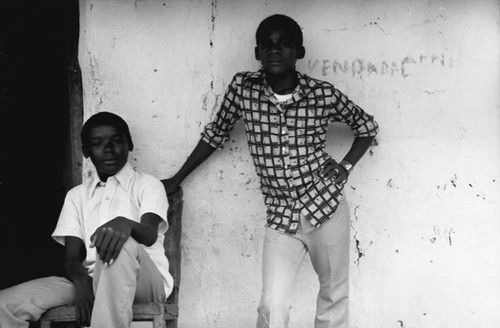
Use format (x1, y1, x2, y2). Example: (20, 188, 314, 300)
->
(52, 163, 173, 297)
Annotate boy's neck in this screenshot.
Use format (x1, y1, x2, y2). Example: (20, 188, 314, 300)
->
(265, 70, 298, 95)
(97, 172, 111, 182)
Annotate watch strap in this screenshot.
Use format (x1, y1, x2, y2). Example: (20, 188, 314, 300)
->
(339, 160, 353, 174)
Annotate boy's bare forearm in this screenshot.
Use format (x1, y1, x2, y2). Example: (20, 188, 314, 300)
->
(170, 139, 217, 185)
(65, 257, 89, 282)
(342, 136, 376, 167)
(64, 236, 89, 282)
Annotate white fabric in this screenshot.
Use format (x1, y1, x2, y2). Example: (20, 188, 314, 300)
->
(273, 92, 293, 103)
(0, 239, 166, 328)
(52, 162, 173, 297)
(256, 198, 350, 328)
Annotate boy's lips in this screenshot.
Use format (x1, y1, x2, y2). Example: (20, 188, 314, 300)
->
(267, 59, 282, 64)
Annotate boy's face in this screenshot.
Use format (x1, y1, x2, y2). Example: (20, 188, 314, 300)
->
(86, 125, 129, 181)
(257, 29, 299, 76)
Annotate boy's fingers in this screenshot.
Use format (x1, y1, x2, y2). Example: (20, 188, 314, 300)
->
(94, 226, 111, 251)
(75, 306, 82, 326)
(103, 237, 120, 264)
(334, 172, 348, 184)
(98, 232, 113, 260)
(323, 166, 339, 179)
(93, 230, 105, 250)
(83, 308, 91, 327)
(110, 239, 127, 263)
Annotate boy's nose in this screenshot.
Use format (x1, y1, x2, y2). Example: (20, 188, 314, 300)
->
(103, 141, 115, 152)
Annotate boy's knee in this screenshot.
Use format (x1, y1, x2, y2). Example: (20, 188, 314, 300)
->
(258, 294, 291, 316)
(112, 237, 141, 264)
(121, 237, 140, 253)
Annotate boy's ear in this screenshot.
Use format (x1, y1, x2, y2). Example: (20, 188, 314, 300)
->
(82, 145, 90, 158)
(296, 45, 305, 59)
(254, 47, 260, 61)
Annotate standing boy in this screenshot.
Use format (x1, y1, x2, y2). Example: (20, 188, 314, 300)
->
(164, 14, 378, 328)
(0, 112, 173, 328)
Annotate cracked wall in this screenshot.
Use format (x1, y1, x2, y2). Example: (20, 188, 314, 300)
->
(78, 0, 500, 327)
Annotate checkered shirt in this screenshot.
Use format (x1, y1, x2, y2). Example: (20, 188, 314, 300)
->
(202, 70, 378, 234)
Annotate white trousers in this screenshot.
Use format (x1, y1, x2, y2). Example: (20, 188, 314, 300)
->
(0, 238, 166, 328)
(256, 199, 350, 328)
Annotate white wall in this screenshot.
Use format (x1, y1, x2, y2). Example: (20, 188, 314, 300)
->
(78, 0, 500, 327)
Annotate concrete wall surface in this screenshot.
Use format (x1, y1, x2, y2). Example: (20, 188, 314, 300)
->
(78, 0, 500, 327)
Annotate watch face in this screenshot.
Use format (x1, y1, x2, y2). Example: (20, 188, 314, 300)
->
(341, 161, 353, 172)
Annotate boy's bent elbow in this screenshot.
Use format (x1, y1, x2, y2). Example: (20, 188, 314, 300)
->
(143, 232, 158, 247)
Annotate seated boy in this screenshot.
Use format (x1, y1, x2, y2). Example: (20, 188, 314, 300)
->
(0, 111, 173, 328)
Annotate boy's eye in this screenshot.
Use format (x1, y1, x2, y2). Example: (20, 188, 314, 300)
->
(112, 136, 125, 143)
(261, 40, 294, 50)
(261, 42, 273, 49)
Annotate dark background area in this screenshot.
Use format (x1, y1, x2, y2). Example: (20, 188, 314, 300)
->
(0, 1, 80, 289)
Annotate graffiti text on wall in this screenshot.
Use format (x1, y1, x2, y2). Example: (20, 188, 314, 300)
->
(307, 54, 453, 79)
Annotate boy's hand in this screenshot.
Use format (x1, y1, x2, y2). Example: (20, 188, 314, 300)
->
(73, 274, 94, 327)
(90, 217, 132, 265)
(161, 178, 180, 196)
(321, 158, 349, 185)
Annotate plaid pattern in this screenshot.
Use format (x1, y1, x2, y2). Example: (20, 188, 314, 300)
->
(202, 70, 378, 234)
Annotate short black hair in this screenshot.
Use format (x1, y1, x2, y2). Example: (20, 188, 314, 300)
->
(81, 111, 133, 150)
(256, 14, 303, 47)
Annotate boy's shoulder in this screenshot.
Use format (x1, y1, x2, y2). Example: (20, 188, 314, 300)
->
(297, 71, 335, 90)
(133, 169, 163, 186)
(128, 168, 166, 197)
(231, 70, 263, 84)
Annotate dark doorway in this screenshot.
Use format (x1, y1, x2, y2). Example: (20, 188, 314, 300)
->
(0, 0, 82, 289)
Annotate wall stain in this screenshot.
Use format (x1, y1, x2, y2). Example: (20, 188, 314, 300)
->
(209, 0, 218, 49)
(351, 206, 364, 267)
(327, 17, 393, 35)
(134, 0, 144, 9)
(405, 14, 447, 29)
(431, 226, 455, 246)
(87, 52, 105, 112)
(424, 90, 444, 95)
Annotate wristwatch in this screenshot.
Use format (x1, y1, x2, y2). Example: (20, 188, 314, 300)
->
(339, 160, 353, 174)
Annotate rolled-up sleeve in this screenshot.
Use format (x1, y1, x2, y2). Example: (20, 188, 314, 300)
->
(137, 176, 169, 234)
(52, 189, 82, 246)
(329, 88, 379, 138)
(201, 74, 242, 149)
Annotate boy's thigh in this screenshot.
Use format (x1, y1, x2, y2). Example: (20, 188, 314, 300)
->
(124, 239, 166, 303)
(261, 228, 307, 297)
(0, 276, 75, 317)
(303, 200, 350, 281)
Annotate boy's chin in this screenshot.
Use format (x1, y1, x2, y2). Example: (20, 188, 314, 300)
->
(96, 162, 126, 178)
(264, 66, 295, 76)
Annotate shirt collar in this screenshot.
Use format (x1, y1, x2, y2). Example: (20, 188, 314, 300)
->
(89, 162, 134, 196)
(244, 69, 314, 101)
